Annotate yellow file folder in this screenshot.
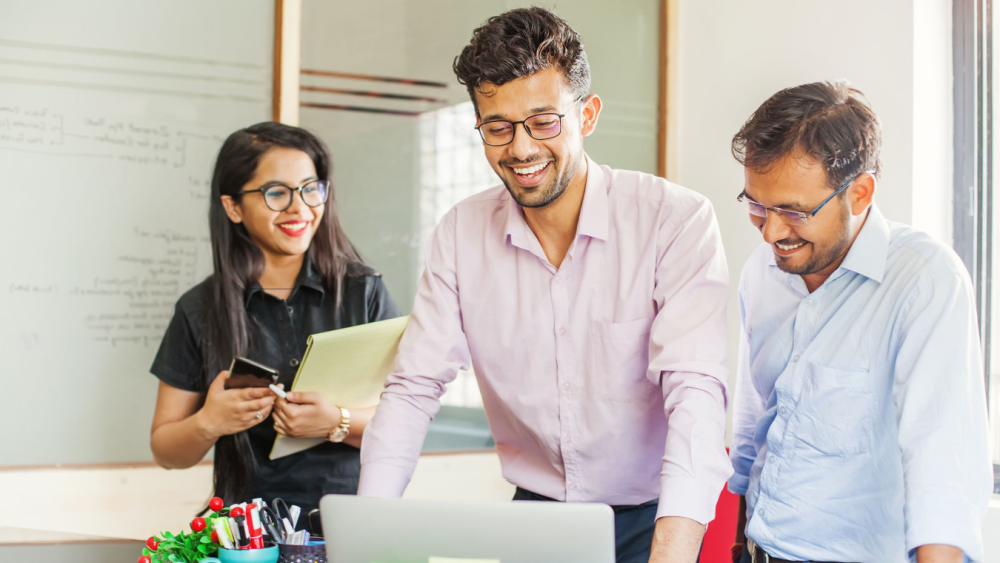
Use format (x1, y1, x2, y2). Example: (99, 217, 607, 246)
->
(269, 316, 409, 460)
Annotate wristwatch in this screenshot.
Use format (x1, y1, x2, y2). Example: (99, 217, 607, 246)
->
(327, 407, 350, 443)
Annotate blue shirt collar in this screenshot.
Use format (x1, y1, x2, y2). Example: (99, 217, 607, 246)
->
(766, 204, 889, 285)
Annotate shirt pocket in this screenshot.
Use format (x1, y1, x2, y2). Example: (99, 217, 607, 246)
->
(586, 317, 659, 403)
(793, 362, 874, 456)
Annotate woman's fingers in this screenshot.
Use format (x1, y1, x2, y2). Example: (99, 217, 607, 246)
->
(272, 404, 291, 427)
(246, 395, 276, 413)
(238, 386, 273, 401)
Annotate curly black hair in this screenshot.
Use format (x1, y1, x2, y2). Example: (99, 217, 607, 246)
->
(453, 7, 590, 111)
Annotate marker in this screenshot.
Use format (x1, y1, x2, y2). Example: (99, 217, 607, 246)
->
(247, 505, 265, 549)
(214, 519, 235, 550)
(269, 384, 287, 399)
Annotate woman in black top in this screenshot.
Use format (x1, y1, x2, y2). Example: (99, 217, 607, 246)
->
(149, 122, 399, 525)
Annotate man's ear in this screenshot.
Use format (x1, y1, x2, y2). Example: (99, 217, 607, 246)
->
(849, 172, 877, 216)
(220, 195, 243, 224)
(580, 94, 602, 137)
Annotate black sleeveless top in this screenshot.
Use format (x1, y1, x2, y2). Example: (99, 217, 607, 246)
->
(151, 260, 400, 518)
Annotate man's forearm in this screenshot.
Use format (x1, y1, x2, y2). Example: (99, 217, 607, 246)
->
(915, 544, 963, 563)
(649, 516, 705, 563)
(735, 495, 747, 544)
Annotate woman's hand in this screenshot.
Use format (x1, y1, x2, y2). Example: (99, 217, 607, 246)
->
(272, 391, 341, 439)
(196, 370, 276, 439)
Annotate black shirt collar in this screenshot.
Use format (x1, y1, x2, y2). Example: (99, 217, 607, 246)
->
(244, 259, 326, 306)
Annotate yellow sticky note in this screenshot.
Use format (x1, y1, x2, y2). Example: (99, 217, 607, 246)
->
(428, 558, 501, 563)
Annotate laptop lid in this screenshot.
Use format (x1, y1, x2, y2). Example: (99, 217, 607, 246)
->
(320, 494, 616, 563)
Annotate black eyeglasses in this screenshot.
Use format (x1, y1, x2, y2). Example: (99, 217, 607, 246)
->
(238, 179, 330, 212)
(736, 171, 874, 226)
(475, 96, 588, 146)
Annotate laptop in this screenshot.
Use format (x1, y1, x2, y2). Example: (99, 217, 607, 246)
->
(320, 494, 616, 563)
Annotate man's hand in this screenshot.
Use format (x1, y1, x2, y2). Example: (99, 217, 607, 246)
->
(915, 545, 963, 563)
(648, 516, 705, 563)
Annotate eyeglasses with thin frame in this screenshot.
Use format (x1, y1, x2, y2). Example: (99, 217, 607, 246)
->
(736, 171, 874, 227)
(475, 96, 587, 146)
(238, 179, 330, 212)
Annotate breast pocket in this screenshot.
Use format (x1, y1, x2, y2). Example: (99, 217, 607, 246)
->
(586, 317, 659, 403)
(794, 363, 874, 456)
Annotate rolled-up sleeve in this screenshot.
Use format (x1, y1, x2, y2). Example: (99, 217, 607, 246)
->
(648, 195, 734, 524)
(728, 273, 764, 496)
(357, 209, 471, 498)
(892, 270, 993, 562)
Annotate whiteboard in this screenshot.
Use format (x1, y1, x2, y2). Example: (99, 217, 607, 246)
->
(0, 0, 273, 465)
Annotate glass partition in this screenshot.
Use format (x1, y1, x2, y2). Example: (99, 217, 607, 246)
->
(300, 0, 662, 411)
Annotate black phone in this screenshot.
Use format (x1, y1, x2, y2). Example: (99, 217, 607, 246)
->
(225, 356, 280, 389)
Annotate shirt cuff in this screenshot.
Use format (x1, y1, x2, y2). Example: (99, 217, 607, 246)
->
(655, 476, 724, 525)
(357, 462, 412, 498)
(904, 492, 984, 562)
(727, 472, 750, 496)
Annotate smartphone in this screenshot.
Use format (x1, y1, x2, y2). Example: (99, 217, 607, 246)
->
(225, 356, 280, 389)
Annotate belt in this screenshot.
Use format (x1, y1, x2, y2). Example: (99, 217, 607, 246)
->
(748, 539, 797, 563)
(746, 539, 848, 563)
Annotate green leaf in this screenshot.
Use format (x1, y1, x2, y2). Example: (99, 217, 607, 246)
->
(184, 537, 193, 550)
(200, 535, 211, 544)
(143, 547, 152, 556)
(197, 544, 211, 554)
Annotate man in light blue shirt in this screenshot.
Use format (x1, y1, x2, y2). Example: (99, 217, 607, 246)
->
(728, 80, 993, 563)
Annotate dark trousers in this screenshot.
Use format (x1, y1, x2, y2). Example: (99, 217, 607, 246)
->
(512, 487, 659, 563)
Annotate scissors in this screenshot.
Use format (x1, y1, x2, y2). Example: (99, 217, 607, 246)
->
(271, 498, 297, 535)
(259, 506, 286, 544)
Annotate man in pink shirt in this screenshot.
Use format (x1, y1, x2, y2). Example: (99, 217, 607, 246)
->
(358, 7, 732, 562)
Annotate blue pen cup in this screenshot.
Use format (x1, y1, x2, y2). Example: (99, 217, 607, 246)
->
(201, 545, 279, 563)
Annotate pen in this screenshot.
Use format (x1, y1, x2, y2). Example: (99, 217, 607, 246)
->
(269, 384, 286, 399)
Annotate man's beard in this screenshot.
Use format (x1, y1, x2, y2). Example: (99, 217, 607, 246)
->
(501, 151, 581, 209)
(775, 204, 852, 276)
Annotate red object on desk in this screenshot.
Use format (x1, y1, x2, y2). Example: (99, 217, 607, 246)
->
(699, 454, 739, 563)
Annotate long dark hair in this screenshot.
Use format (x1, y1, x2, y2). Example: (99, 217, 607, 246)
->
(203, 121, 362, 504)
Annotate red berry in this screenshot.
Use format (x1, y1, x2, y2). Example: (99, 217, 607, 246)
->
(190, 517, 207, 532)
(230, 506, 244, 517)
(146, 536, 158, 551)
(209, 497, 224, 512)
(139, 557, 151, 563)
(211, 530, 219, 544)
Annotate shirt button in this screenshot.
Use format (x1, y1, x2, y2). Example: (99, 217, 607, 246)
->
(805, 300, 813, 308)
(289, 358, 299, 367)
(287, 306, 294, 315)
(792, 354, 800, 362)
(558, 327, 566, 335)
(779, 406, 789, 416)
(553, 276, 561, 284)
(563, 382, 570, 390)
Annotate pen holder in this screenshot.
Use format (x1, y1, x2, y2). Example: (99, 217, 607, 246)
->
(278, 539, 327, 563)
(201, 545, 280, 563)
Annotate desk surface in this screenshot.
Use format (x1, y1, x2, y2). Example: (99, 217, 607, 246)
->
(0, 526, 143, 562)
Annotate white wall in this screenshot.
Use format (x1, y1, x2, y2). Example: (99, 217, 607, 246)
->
(671, 0, 953, 431)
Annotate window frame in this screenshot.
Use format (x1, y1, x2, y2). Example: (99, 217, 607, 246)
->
(953, 0, 998, 494)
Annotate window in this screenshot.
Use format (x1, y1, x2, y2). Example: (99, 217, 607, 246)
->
(418, 101, 497, 408)
(954, 0, 998, 494)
